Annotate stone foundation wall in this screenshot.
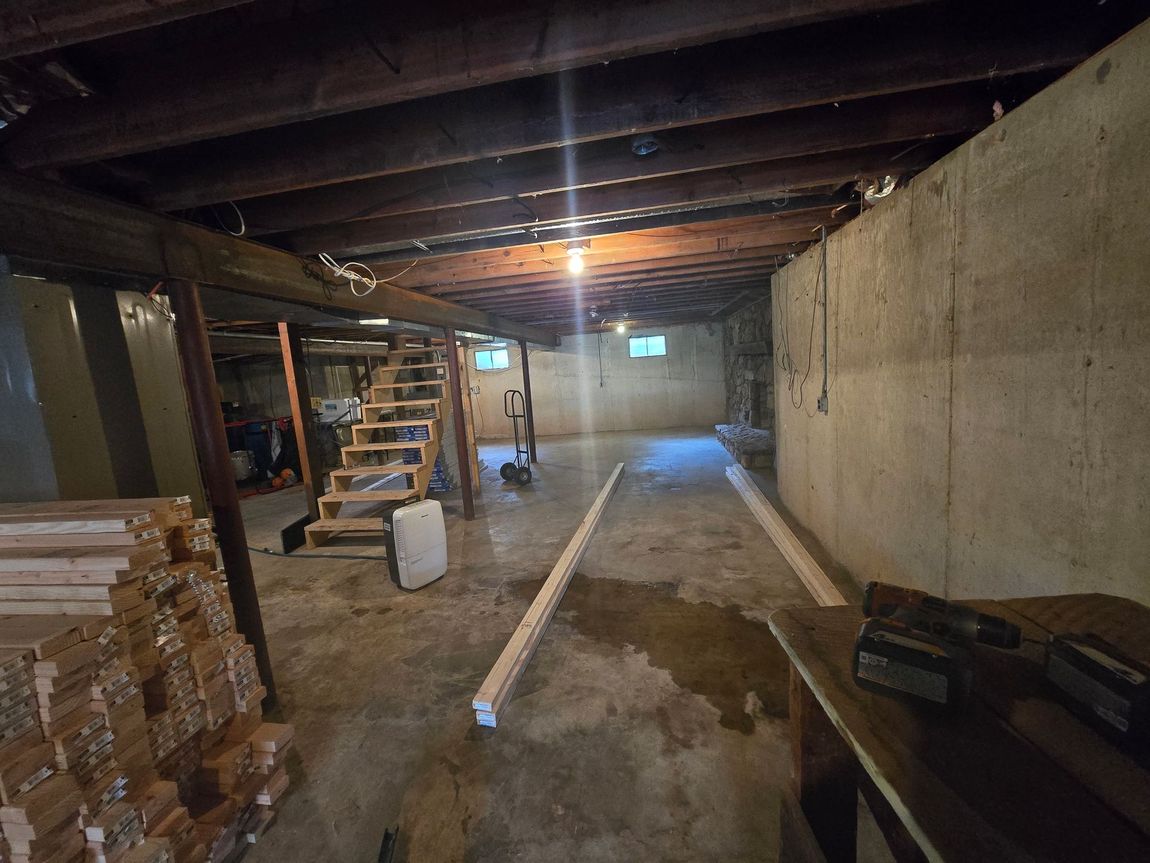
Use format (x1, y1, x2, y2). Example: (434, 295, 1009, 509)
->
(722, 296, 774, 431)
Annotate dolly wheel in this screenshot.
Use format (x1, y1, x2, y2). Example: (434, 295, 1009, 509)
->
(499, 462, 517, 481)
(515, 466, 532, 486)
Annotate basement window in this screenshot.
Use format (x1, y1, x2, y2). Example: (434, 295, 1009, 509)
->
(475, 348, 510, 371)
(628, 335, 667, 358)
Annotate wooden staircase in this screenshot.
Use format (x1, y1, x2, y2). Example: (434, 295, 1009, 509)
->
(305, 345, 449, 548)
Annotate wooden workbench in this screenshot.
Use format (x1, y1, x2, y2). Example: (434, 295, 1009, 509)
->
(768, 594, 1150, 863)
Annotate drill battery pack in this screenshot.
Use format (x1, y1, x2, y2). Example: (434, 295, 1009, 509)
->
(1044, 633, 1150, 754)
(853, 618, 972, 709)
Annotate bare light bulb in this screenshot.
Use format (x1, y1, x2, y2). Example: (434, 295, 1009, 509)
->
(615, 323, 626, 334)
(567, 254, 585, 274)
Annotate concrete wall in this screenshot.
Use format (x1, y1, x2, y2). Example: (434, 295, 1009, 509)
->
(470, 322, 725, 438)
(772, 21, 1150, 605)
(723, 297, 774, 428)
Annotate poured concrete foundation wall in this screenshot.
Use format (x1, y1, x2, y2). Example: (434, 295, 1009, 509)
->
(470, 321, 725, 438)
(773, 22, 1150, 605)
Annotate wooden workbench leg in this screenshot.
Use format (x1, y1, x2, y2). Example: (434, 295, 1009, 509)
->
(790, 665, 858, 863)
(859, 772, 928, 863)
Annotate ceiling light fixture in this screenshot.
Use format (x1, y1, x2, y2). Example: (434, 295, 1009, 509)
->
(615, 323, 626, 334)
(359, 318, 390, 325)
(566, 240, 588, 274)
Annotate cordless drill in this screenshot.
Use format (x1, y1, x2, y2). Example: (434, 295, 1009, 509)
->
(852, 582, 1021, 708)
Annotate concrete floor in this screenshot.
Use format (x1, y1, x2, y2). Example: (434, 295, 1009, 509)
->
(238, 428, 824, 862)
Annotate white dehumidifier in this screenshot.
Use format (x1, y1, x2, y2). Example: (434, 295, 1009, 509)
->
(382, 499, 447, 590)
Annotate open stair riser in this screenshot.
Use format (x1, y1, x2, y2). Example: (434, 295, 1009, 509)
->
(308, 356, 451, 548)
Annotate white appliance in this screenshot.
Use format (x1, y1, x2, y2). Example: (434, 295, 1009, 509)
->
(319, 397, 361, 423)
(382, 499, 447, 590)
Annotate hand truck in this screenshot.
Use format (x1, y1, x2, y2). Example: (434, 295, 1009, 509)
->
(499, 389, 532, 485)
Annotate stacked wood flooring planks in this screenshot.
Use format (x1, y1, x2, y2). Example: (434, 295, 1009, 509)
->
(0, 499, 293, 863)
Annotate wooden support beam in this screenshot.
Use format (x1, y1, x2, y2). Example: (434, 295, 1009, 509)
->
(236, 86, 986, 235)
(790, 667, 858, 863)
(725, 465, 846, 607)
(519, 341, 537, 464)
(125, 4, 1113, 210)
(3, 0, 927, 168)
(278, 323, 324, 522)
(443, 329, 474, 521)
(0, 0, 256, 59)
(473, 462, 625, 727)
(168, 280, 276, 706)
(0, 169, 559, 347)
(268, 142, 948, 254)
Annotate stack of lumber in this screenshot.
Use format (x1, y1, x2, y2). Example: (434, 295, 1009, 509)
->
(0, 498, 295, 862)
(0, 772, 85, 863)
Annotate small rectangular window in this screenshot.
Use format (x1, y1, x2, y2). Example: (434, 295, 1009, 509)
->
(628, 335, 667, 358)
(475, 348, 509, 370)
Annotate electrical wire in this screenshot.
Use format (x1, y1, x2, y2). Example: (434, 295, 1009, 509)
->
(248, 546, 388, 561)
(776, 245, 825, 411)
(317, 253, 420, 297)
(209, 201, 247, 237)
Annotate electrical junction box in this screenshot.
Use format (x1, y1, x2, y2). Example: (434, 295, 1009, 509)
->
(383, 499, 447, 590)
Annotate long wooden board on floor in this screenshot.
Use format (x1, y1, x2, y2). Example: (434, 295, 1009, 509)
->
(725, 464, 846, 607)
(472, 462, 625, 728)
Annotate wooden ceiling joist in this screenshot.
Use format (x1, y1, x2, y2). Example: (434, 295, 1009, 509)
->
(417, 247, 802, 297)
(389, 228, 823, 291)
(234, 85, 988, 236)
(2, 0, 926, 168)
(101, 3, 1113, 211)
(356, 191, 851, 263)
(414, 251, 800, 304)
(0, 169, 559, 346)
(267, 142, 944, 255)
(0, 0, 256, 59)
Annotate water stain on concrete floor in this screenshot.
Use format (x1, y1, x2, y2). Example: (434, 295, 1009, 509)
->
(513, 573, 790, 733)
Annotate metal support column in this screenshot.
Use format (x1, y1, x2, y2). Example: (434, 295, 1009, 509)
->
(443, 328, 475, 520)
(278, 322, 324, 522)
(169, 280, 276, 707)
(519, 339, 538, 463)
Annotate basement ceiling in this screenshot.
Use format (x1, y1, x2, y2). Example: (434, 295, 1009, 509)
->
(1, 0, 1144, 334)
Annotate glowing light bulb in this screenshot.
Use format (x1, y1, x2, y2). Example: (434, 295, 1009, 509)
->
(615, 323, 626, 334)
(567, 254, 585, 274)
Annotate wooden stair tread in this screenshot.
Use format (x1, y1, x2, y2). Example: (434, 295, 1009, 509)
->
(362, 399, 443, 408)
(343, 441, 431, 452)
(304, 518, 384, 532)
(330, 465, 424, 476)
(352, 420, 435, 429)
(319, 491, 416, 503)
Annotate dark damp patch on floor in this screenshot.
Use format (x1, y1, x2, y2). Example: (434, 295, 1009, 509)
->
(511, 573, 790, 734)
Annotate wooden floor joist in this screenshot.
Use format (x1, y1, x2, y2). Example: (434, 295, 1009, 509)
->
(473, 463, 625, 728)
(725, 464, 846, 607)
